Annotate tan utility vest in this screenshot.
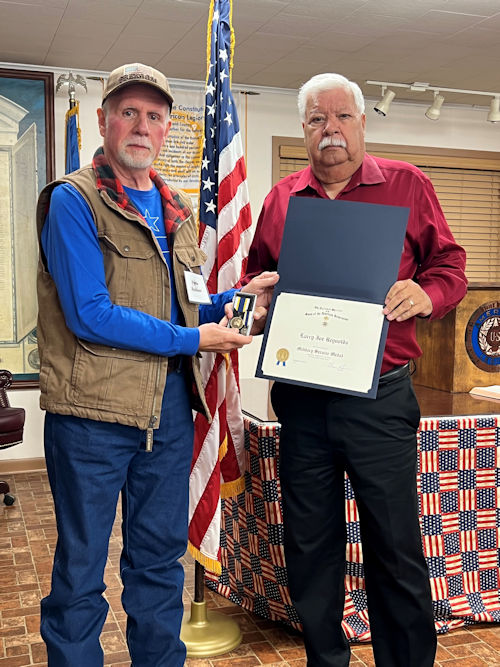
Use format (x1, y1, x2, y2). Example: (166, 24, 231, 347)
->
(36, 165, 210, 430)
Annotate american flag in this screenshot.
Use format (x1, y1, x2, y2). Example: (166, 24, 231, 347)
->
(188, 0, 253, 574)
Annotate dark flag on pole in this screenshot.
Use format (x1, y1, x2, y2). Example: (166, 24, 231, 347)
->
(64, 102, 81, 174)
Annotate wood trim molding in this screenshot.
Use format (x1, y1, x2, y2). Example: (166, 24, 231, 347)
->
(272, 137, 500, 183)
(0, 457, 46, 474)
(366, 143, 500, 167)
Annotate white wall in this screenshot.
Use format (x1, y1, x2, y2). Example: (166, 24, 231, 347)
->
(239, 88, 500, 416)
(2, 64, 499, 462)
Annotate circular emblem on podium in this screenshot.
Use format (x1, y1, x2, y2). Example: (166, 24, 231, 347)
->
(465, 301, 500, 372)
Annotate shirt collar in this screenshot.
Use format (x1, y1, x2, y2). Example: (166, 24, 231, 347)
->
(290, 166, 327, 197)
(344, 153, 386, 192)
(292, 154, 386, 197)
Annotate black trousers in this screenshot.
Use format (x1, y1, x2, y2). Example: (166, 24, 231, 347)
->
(271, 373, 436, 667)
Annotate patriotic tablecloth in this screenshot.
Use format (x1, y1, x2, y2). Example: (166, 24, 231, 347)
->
(205, 414, 500, 640)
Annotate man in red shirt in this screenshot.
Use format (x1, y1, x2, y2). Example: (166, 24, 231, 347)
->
(245, 73, 467, 667)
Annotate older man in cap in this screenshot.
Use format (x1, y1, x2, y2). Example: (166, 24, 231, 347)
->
(37, 63, 277, 666)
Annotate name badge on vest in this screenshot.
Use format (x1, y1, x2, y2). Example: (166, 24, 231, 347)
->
(184, 271, 212, 304)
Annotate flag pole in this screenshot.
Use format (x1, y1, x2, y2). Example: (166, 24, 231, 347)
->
(180, 561, 242, 657)
(56, 72, 86, 174)
(182, 0, 249, 655)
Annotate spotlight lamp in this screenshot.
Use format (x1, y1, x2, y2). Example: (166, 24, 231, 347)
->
(366, 81, 500, 124)
(374, 87, 395, 116)
(487, 96, 500, 123)
(425, 92, 445, 121)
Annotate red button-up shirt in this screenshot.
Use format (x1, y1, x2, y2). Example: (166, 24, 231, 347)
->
(245, 154, 467, 374)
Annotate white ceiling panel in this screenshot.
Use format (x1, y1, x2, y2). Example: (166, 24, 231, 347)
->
(0, 2, 63, 23)
(310, 31, 381, 53)
(136, 0, 207, 22)
(406, 10, 489, 34)
(62, 0, 139, 23)
(477, 12, 500, 30)
(313, 15, 412, 38)
(0, 0, 499, 105)
(445, 26, 500, 48)
(0, 49, 51, 66)
(0, 30, 54, 52)
(0, 0, 67, 7)
(284, 0, 367, 18)
(432, 0, 500, 14)
(44, 50, 104, 70)
(116, 19, 194, 43)
(151, 58, 206, 82)
(49, 28, 124, 56)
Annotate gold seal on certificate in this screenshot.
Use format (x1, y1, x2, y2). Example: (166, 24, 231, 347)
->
(276, 348, 289, 366)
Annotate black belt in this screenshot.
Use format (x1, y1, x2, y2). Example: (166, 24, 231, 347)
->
(167, 355, 184, 374)
(378, 363, 410, 386)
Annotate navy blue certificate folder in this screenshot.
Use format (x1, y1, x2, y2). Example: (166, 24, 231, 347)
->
(256, 197, 410, 398)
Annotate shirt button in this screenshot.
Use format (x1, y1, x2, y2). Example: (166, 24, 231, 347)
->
(123, 245, 130, 252)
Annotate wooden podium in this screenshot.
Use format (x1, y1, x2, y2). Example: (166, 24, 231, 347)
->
(414, 286, 500, 393)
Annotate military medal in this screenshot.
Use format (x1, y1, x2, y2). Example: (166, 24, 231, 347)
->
(227, 292, 257, 334)
(230, 316, 244, 329)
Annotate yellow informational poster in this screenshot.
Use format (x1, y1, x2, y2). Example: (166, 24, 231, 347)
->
(153, 88, 204, 211)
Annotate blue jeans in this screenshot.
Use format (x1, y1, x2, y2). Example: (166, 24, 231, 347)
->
(41, 372, 194, 666)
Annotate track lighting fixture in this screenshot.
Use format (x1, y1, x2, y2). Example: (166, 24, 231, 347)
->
(366, 81, 500, 124)
(425, 92, 445, 121)
(374, 87, 395, 116)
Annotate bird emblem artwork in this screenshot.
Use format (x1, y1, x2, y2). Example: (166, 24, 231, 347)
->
(56, 72, 87, 101)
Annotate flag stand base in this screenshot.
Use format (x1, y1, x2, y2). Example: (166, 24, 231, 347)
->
(181, 600, 242, 657)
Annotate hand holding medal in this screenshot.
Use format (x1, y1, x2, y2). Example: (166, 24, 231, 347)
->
(227, 292, 257, 335)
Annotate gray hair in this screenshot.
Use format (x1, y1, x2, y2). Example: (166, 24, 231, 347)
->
(298, 73, 365, 121)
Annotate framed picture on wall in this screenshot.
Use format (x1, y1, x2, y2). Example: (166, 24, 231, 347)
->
(0, 68, 55, 388)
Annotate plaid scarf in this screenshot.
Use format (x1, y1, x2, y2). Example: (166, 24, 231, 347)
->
(92, 147, 191, 254)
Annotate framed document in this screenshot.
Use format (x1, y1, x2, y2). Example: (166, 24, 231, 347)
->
(256, 197, 409, 398)
(261, 292, 384, 394)
(0, 68, 55, 388)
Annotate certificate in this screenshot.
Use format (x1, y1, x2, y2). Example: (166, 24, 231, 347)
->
(256, 197, 410, 398)
(260, 292, 384, 394)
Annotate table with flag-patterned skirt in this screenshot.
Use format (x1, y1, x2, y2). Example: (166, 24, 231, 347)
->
(205, 413, 500, 640)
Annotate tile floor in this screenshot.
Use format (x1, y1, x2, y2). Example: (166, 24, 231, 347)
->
(1, 471, 499, 666)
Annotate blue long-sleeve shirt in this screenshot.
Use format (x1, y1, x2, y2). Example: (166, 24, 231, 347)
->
(41, 183, 236, 357)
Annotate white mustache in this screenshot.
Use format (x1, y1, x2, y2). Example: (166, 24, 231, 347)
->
(318, 137, 347, 151)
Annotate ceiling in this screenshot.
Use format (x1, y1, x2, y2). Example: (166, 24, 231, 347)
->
(2, 0, 500, 106)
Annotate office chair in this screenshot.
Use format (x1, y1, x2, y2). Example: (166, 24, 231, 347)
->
(0, 369, 25, 505)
